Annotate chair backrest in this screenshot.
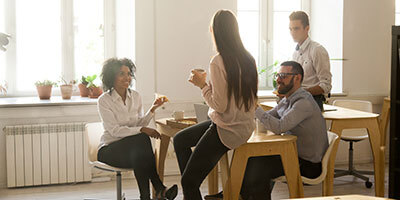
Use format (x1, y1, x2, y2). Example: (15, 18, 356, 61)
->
(302, 131, 339, 184)
(332, 99, 372, 113)
(85, 122, 104, 163)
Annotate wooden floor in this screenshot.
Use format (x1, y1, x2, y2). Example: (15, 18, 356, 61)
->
(0, 163, 389, 200)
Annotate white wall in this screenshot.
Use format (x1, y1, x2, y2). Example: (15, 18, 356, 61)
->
(342, 0, 394, 96)
(136, 0, 235, 104)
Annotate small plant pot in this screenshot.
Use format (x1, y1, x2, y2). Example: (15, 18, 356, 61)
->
(78, 83, 89, 97)
(88, 86, 103, 98)
(36, 85, 53, 100)
(60, 85, 73, 100)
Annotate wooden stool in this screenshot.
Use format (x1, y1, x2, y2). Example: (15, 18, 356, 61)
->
(222, 133, 304, 200)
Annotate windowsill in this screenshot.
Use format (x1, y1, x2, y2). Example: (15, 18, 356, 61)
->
(0, 91, 348, 108)
(0, 96, 98, 108)
(257, 90, 347, 99)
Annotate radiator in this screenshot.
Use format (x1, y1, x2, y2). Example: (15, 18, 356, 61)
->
(5, 123, 92, 187)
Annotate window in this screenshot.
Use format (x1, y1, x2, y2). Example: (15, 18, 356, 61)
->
(1, 0, 135, 96)
(238, 0, 342, 94)
(238, 0, 306, 90)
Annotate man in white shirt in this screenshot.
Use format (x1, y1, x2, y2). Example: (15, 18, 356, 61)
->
(289, 11, 332, 110)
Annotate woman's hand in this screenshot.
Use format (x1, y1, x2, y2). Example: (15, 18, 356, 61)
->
(188, 69, 207, 89)
(150, 96, 168, 113)
(140, 127, 161, 139)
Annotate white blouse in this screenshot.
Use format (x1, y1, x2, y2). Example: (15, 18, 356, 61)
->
(97, 89, 154, 147)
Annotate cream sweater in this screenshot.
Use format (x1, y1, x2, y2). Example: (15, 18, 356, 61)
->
(201, 54, 256, 149)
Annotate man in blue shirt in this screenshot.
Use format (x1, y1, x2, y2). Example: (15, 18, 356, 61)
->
(240, 61, 329, 200)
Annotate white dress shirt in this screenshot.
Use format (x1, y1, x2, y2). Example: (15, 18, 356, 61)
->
(292, 37, 332, 95)
(97, 89, 154, 147)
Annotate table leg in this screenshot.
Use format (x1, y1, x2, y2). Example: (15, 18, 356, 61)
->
(323, 120, 344, 196)
(281, 142, 304, 198)
(366, 118, 384, 197)
(223, 150, 248, 200)
(155, 134, 171, 181)
(208, 165, 219, 195)
(325, 118, 384, 197)
(220, 153, 230, 189)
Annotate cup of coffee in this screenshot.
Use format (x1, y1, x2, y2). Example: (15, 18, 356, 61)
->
(172, 111, 184, 121)
(256, 119, 267, 133)
(193, 68, 205, 73)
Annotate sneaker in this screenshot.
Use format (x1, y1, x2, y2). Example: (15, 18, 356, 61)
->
(156, 184, 178, 200)
(164, 184, 178, 200)
(204, 191, 223, 200)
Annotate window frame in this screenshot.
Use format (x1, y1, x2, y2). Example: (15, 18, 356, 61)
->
(1, 0, 124, 97)
(238, 0, 311, 91)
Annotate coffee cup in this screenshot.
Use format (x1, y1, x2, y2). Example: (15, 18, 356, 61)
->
(172, 111, 184, 121)
(193, 68, 205, 73)
(256, 119, 267, 133)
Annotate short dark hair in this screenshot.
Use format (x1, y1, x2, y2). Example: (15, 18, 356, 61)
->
(289, 11, 309, 28)
(280, 61, 304, 82)
(101, 57, 136, 92)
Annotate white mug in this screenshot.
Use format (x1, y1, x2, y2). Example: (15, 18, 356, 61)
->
(256, 119, 267, 133)
(172, 111, 184, 120)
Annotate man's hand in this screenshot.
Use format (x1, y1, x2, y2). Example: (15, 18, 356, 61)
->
(140, 127, 161, 139)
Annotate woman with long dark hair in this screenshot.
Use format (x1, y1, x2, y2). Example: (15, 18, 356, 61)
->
(173, 10, 258, 200)
(97, 58, 177, 200)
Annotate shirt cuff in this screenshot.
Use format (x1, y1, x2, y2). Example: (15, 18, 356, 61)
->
(255, 106, 266, 120)
(201, 84, 210, 96)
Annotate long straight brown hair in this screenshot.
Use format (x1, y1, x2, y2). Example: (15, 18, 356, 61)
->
(211, 10, 258, 112)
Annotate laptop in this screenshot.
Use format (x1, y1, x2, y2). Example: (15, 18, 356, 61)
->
(194, 103, 209, 123)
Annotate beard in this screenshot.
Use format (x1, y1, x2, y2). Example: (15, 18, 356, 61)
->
(277, 77, 294, 94)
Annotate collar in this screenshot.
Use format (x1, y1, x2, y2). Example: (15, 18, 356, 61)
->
(286, 87, 304, 102)
(110, 88, 131, 102)
(295, 37, 311, 52)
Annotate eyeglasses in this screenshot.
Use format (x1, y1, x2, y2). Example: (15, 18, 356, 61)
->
(274, 73, 298, 79)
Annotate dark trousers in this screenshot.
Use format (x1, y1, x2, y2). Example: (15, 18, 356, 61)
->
(241, 155, 322, 200)
(173, 120, 229, 200)
(313, 94, 326, 111)
(98, 133, 165, 200)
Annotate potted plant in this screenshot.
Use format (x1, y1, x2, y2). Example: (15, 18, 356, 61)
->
(258, 60, 279, 92)
(78, 76, 90, 97)
(59, 77, 76, 100)
(85, 75, 103, 98)
(35, 80, 57, 100)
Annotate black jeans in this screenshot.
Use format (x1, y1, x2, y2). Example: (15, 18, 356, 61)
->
(173, 120, 229, 200)
(98, 133, 165, 200)
(241, 155, 322, 200)
(313, 94, 326, 111)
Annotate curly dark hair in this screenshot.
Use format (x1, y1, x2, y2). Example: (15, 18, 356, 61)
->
(100, 57, 136, 92)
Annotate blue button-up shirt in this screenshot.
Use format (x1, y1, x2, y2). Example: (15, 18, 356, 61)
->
(255, 88, 328, 163)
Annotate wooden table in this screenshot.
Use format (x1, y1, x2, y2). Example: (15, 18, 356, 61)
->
(287, 194, 392, 200)
(222, 132, 304, 200)
(154, 118, 219, 195)
(260, 102, 384, 197)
